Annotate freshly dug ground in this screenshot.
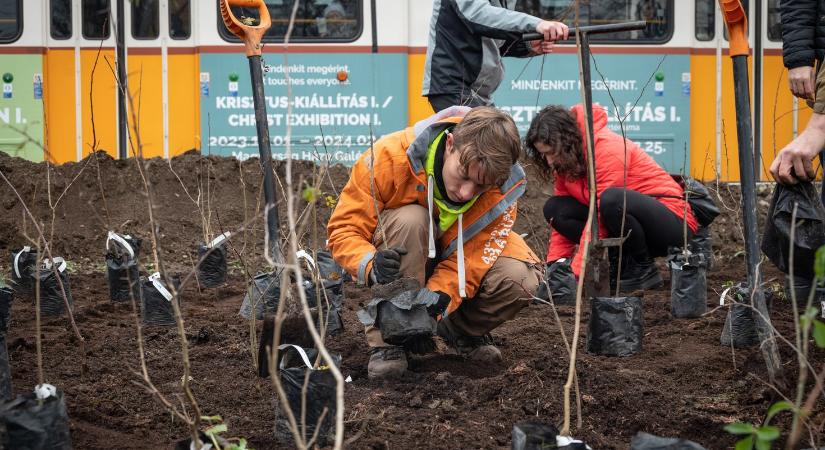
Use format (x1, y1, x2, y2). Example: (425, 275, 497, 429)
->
(0, 151, 822, 449)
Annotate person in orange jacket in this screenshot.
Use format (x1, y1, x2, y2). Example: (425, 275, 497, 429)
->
(327, 106, 542, 379)
(525, 104, 698, 293)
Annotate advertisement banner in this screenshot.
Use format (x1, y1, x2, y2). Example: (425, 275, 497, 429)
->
(199, 53, 407, 165)
(498, 53, 691, 173)
(0, 55, 45, 162)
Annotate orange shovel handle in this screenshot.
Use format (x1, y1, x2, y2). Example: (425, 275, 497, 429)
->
(717, 0, 749, 57)
(220, 0, 272, 56)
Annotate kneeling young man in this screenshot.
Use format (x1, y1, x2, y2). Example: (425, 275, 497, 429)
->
(327, 106, 542, 379)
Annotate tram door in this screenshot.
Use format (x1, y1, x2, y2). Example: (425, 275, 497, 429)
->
(45, 0, 196, 163)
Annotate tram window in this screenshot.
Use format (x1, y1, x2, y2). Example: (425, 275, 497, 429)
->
(218, 0, 363, 43)
(169, 0, 191, 39)
(132, 0, 159, 39)
(767, 0, 781, 42)
(695, 0, 714, 41)
(0, 0, 21, 43)
(82, 0, 111, 39)
(51, 0, 72, 40)
(515, 0, 673, 43)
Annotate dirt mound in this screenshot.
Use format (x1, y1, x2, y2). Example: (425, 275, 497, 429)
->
(0, 152, 819, 449)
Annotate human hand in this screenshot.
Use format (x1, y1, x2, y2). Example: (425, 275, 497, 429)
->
(530, 39, 556, 55)
(369, 247, 407, 285)
(770, 134, 820, 184)
(535, 20, 569, 42)
(788, 66, 816, 101)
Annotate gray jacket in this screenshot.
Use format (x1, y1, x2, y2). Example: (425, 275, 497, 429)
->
(422, 0, 541, 105)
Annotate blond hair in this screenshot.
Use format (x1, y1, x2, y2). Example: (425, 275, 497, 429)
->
(451, 107, 520, 187)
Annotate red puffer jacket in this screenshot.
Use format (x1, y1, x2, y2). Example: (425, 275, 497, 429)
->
(546, 104, 698, 276)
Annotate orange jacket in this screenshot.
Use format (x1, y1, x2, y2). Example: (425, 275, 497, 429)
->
(327, 107, 540, 314)
(546, 104, 698, 276)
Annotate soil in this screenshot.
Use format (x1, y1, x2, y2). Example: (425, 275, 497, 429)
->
(0, 151, 822, 449)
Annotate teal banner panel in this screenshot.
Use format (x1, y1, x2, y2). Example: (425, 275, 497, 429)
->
(199, 53, 407, 165)
(497, 53, 691, 173)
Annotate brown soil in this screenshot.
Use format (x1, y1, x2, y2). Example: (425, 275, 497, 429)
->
(0, 151, 821, 449)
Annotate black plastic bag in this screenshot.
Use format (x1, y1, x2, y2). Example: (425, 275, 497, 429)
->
(140, 273, 179, 326)
(784, 275, 825, 307)
(689, 226, 714, 270)
(668, 250, 707, 318)
(0, 386, 72, 450)
(536, 259, 577, 306)
(239, 271, 281, 320)
(302, 250, 345, 336)
(587, 296, 643, 356)
(512, 422, 558, 450)
(357, 281, 439, 349)
(762, 182, 825, 279)
(34, 258, 73, 317)
(720, 283, 760, 348)
(274, 345, 339, 447)
(9, 247, 38, 293)
(105, 232, 141, 302)
(630, 432, 706, 450)
(670, 175, 720, 227)
(197, 233, 230, 288)
(0, 287, 11, 401)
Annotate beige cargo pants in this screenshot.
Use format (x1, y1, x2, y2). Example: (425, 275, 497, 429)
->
(366, 204, 542, 347)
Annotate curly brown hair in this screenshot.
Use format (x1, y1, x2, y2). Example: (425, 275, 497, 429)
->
(524, 105, 586, 182)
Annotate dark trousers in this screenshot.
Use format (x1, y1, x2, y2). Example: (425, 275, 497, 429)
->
(543, 188, 693, 258)
(427, 93, 491, 113)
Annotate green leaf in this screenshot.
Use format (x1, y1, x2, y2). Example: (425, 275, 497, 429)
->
(726, 422, 756, 435)
(815, 245, 825, 280)
(302, 186, 319, 203)
(735, 435, 754, 450)
(755, 425, 780, 441)
(201, 415, 223, 422)
(813, 320, 825, 348)
(765, 400, 795, 423)
(755, 439, 771, 450)
(205, 423, 228, 436)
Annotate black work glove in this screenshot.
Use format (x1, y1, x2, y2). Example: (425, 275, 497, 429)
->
(369, 247, 407, 285)
(426, 291, 451, 318)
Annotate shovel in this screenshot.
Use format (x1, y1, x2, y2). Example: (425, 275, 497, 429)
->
(717, 0, 782, 383)
(220, 0, 284, 265)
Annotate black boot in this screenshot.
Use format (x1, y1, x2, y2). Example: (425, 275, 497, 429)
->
(611, 250, 663, 293)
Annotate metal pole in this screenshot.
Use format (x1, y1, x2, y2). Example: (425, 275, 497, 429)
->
(116, 0, 128, 159)
(522, 20, 647, 41)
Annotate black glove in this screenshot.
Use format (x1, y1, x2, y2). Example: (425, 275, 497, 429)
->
(426, 291, 451, 318)
(369, 247, 407, 285)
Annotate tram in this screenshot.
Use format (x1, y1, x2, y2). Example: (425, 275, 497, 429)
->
(0, 0, 807, 182)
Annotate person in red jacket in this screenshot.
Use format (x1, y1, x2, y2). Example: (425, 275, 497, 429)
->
(525, 104, 698, 292)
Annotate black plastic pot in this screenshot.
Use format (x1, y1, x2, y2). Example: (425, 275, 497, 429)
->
(302, 250, 345, 336)
(512, 422, 558, 450)
(140, 274, 180, 327)
(762, 181, 825, 279)
(239, 271, 281, 320)
(105, 232, 141, 302)
(0, 386, 72, 449)
(274, 345, 340, 447)
(536, 259, 577, 306)
(689, 226, 714, 270)
(720, 283, 760, 348)
(668, 251, 707, 318)
(586, 296, 643, 357)
(0, 287, 12, 401)
(34, 258, 73, 317)
(197, 235, 229, 288)
(9, 247, 38, 293)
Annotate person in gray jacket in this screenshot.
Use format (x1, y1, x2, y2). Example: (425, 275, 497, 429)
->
(422, 0, 568, 112)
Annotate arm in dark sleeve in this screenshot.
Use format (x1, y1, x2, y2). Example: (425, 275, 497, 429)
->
(781, 0, 819, 68)
(499, 34, 534, 58)
(451, 0, 541, 40)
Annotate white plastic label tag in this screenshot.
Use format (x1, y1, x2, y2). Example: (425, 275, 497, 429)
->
(719, 286, 733, 306)
(208, 231, 231, 248)
(43, 257, 67, 273)
(278, 344, 315, 370)
(13, 246, 31, 278)
(148, 272, 173, 301)
(106, 231, 135, 259)
(296, 249, 316, 270)
(34, 383, 57, 400)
